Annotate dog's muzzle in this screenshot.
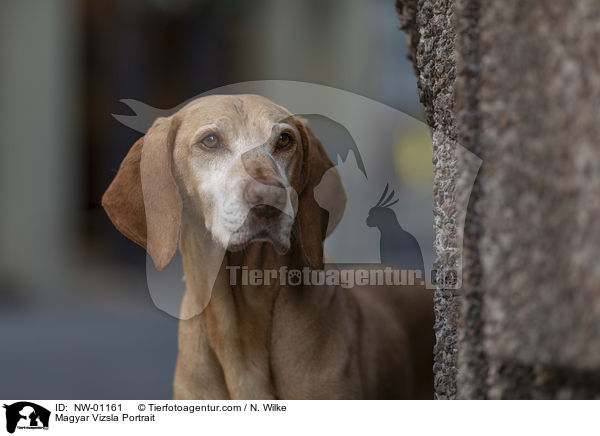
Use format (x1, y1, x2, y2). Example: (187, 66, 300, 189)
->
(226, 176, 292, 253)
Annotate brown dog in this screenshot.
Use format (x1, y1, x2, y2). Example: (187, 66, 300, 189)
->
(102, 94, 433, 399)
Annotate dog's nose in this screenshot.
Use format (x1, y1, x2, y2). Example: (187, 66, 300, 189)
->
(244, 177, 286, 215)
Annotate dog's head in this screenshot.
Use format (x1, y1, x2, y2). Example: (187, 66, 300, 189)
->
(102, 94, 345, 270)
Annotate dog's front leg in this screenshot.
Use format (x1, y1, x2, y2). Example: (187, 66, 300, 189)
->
(202, 272, 278, 400)
(175, 269, 277, 399)
(173, 313, 230, 400)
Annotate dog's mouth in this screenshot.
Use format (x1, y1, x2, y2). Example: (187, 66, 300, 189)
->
(226, 205, 293, 254)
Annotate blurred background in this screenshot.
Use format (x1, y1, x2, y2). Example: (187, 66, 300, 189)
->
(0, 0, 422, 398)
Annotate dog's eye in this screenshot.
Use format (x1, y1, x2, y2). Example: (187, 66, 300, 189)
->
(200, 134, 220, 149)
(276, 133, 293, 150)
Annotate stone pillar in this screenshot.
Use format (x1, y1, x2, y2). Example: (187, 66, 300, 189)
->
(398, 0, 600, 399)
(396, 0, 460, 399)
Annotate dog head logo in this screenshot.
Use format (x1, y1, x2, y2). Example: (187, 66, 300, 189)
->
(3, 402, 50, 434)
(107, 81, 482, 318)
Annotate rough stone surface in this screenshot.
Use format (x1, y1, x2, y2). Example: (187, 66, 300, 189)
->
(400, 0, 600, 399)
(472, 0, 600, 399)
(478, 0, 600, 372)
(396, 0, 459, 399)
(454, 0, 488, 400)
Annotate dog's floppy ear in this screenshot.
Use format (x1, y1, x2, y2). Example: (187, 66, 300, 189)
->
(296, 117, 346, 269)
(102, 116, 182, 270)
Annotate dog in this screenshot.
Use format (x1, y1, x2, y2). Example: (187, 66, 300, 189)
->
(102, 94, 434, 399)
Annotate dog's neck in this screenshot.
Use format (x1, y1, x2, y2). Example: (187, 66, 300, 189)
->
(178, 215, 303, 313)
(178, 214, 304, 398)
